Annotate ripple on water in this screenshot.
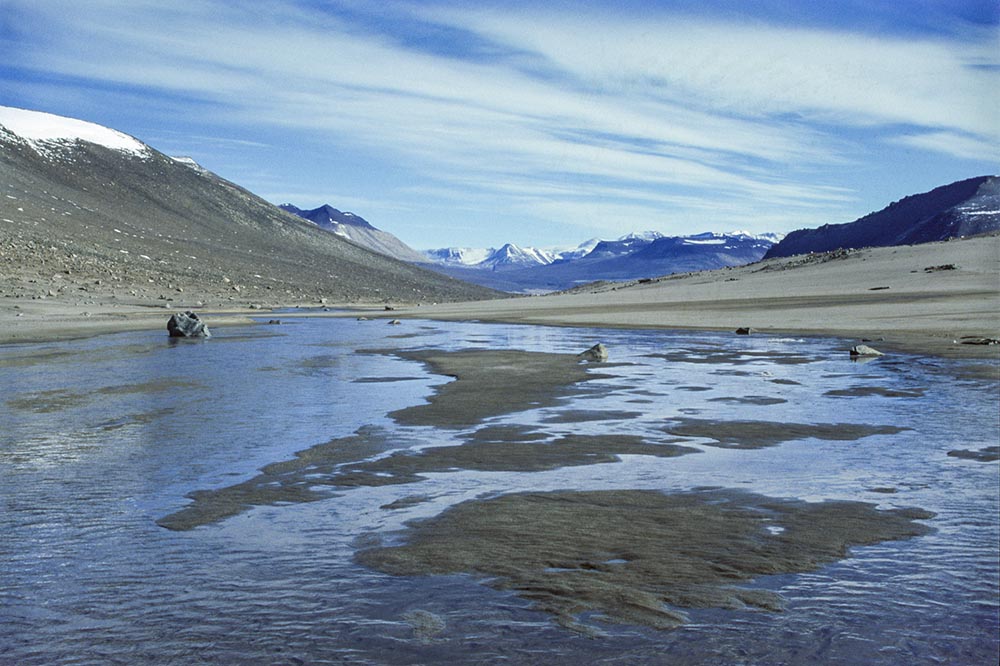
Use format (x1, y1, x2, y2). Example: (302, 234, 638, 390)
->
(0, 320, 996, 665)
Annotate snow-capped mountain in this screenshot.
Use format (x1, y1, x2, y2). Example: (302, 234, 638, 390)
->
(279, 203, 428, 264)
(480, 243, 556, 270)
(423, 243, 555, 269)
(0, 106, 151, 159)
(581, 231, 666, 261)
(423, 247, 494, 266)
(551, 238, 601, 262)
(420, 231, 781, 293)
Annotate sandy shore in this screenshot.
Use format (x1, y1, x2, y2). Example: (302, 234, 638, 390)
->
(3, 234, 998, 361)
(0, 299, 265, 344)
(392, 233, 1000, 361)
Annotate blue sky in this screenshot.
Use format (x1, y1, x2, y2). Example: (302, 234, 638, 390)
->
(2, 0, 997, 250)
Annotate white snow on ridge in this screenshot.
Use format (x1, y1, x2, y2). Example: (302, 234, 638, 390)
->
(0, 106, 151, 158)
(682, 237, 727, 245)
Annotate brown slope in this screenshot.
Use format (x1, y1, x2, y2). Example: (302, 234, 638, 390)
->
(0, 129, 497, 308)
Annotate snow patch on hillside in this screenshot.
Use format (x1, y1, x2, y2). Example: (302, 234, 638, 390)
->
(0, 106, 151, 158)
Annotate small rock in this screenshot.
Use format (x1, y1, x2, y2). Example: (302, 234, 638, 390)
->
(266, 319, 281, 325)
(357, 316, 370, 321)
(388, 319, 402, 325)
(735, 327, 753, 335)
(577, 343, 608, 362)
(850, 344, 883, 357)
(384, 305, 395, 311)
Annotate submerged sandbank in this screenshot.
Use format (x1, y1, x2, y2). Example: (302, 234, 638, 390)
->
(157, 348, 625, 529)
(357, 488, 934, 634)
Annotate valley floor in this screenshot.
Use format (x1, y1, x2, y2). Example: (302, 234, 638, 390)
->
(395, 233, 1000, 362)
(3, 233, 998, 363)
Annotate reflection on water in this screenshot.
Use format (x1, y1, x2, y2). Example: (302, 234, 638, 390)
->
(1, 317, 997, 665)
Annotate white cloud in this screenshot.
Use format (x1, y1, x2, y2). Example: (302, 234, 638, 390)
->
(4, 0, 996, 244)
(891, 131, 1000, 162)
(420, 5, 999, 141)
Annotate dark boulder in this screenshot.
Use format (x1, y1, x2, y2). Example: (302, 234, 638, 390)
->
(167, 311, 211, 338)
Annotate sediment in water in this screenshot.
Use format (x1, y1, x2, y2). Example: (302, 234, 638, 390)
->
(157, 424, 699, 530)
(386, 349, 612, 427)
(663, 418, 908, 449)
(357, 488, 934, 634)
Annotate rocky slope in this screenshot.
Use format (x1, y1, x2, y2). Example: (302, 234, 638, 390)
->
(765, 176, 999, 259)
(0, 107, 497, 310)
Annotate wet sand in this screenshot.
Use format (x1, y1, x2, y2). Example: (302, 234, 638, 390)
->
(109, 338, 942, 635)
(385, 348, 613, 428)
(356, 489, 934, 634)
(662, 418, 908, 449)
(156, 349, 694, 530)
(0, 299, 259, 344)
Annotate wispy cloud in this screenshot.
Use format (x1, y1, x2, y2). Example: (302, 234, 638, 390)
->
(892, 130, 999, 162)
(2, 0, 996, 245)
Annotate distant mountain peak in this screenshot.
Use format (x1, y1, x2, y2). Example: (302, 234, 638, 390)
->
(482, 243, 555, 269)
(280, 202, 426, 263)
(280, 203, 377, 230)
(620, 230, 664, 242)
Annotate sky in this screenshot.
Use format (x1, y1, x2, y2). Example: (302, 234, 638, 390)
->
(1, 0, 998, 250)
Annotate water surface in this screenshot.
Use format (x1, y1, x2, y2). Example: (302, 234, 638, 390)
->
(1, 317, 997, 665)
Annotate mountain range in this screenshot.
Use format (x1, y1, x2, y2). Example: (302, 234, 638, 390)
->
(4, 105, 994, 306)
(0, 106, 495, 307)
(286, 172, 998, 294)
(417, 231, 782, 293)
(280, 201, 783, 293)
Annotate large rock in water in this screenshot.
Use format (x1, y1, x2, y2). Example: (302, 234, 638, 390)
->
(167, 311, 211, 338)
(577, 343, 608, 362)
(850, 344, 883, 357)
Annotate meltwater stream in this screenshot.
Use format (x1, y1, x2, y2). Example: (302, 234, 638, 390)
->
(1, 316, 997, 665)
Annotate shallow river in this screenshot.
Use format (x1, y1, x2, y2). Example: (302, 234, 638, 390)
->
(1, 316, 997, 665)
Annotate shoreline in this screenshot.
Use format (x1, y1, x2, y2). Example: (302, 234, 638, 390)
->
(2, 234, 997, 364)
(386, 234, 1000, 364)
